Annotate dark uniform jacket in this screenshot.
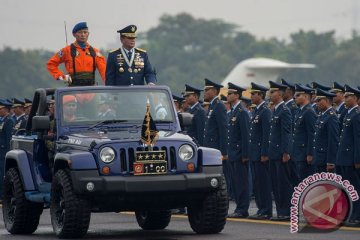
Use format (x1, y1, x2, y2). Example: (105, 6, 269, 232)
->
(227, 102, 250, 161)
(268, 102, 292, 160)
(203, 97, 228, 156)
(313, 108, 340, 166)
(105, 47, 156, 86)
(249, 101, 271, 162)
(292, 104, 316, 162)
(336, 102, 347, 129)
(0, 115, 14, 157)
(13, 114, 27, 134)
(336, 106, 360, 166)
(187, 102, 206, 146)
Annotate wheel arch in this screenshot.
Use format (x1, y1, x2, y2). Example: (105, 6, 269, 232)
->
(5, 150, 36, 191)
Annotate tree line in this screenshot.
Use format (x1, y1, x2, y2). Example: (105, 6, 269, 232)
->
(1, 13, 360, 98)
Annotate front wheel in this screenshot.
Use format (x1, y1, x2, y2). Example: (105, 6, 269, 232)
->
(3, 168, 43, 234)
(187, 176, 228, 234)
(50, 169, 91, 238)
(135, 210, 172, 230)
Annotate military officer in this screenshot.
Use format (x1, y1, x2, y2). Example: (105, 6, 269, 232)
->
(226, 82, 250, 218)
(24, 98, 32, 119)
(172, 94, 184, 113)
(292, 84, 317, 180)
(306, 84, 318, 114)
(12, 98, 27, 134)
(247, 82, 272, 220)
(105, 25, 157, 86)
(203, 78, 228, 158)
(0, 99, 14, 201)
(312, 88, 339, 173)
(331, 82, 347, 128)
(336, 85, 360, 226)
(183, 85, 206, 146)
(267, 81, 293, 221)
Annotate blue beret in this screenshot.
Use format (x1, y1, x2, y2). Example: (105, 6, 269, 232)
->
(204, 78, 223, 90)
(72, 22, 88, 34)
(117, 25, 137, 38)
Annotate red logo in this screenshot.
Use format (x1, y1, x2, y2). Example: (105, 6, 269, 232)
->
(133, 163, 144, 175)
(301, 183, 350, 229)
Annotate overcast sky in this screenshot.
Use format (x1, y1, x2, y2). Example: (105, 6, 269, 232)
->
(0, 0, 358, 51)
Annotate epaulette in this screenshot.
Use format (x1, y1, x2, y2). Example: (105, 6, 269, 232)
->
(109, 48, 120, 53)
(135, 47, 147, 53)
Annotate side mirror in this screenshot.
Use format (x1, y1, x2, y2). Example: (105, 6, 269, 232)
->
(178, 112, 193, 130)
(32, 116, 50, 132)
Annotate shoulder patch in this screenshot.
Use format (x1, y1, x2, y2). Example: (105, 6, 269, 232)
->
(109, 48, 120, 53)
(135, 47, 147, 53)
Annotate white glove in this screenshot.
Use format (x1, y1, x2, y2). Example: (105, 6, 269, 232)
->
(58, 75, 72, 84)
(148, 82, 155, 86)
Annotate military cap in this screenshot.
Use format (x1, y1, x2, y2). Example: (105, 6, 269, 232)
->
(204, 78, 223, 90)
(331, 82, 345, 93)
(172, 94, 184, 102)
(12, 98, 25, 107)
(305, 84, 316, 94)
(240, 96, 252, 106)
(72, 22, 88, 34)
(0, 99, 12, 108)
(344, 84, 360, 98)
(249, 82, 269, 93)
(311, 82, 331, 91)
(281, 78, 295, 91)
(269, 80, 288, 91)
(220, 94, 228, 103)
(183, 84, 202, 97)
(24, 98, 32, 108)
(227, 82, 246, 96)
(315, 88, 336, 101)
(117, 25, 137, 38)
(295, 84, 315, 95)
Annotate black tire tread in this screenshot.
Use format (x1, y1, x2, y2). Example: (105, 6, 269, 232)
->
(3, 168, 43, 234)
(50, 169, 91, 239)
(188, 176, 228, 234)
(135, 210, 172, 230)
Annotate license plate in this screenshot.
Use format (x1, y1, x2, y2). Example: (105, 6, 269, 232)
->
(133, 161, 167, 175)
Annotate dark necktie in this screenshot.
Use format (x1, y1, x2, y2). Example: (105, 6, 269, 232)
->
(127, 50, 132, 60)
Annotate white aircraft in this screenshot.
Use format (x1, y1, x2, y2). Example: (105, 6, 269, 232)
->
(221, 57, 316, 87)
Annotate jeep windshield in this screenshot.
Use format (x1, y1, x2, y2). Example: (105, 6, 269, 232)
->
(59, 88, 175, 127)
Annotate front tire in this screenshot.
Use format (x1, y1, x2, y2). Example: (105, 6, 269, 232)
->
(135, 210, 172, 230)
(187, 176, 228, 234)
(50, 169, 91, 238)
(3, 168, 43, 234)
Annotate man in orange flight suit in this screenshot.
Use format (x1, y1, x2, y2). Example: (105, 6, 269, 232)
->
(47, 22, 106, 86)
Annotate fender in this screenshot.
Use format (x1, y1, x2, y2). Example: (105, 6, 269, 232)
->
(54, 151, 97, 171)
(5, 150, 36, 191)
(198, 147, 222, 166)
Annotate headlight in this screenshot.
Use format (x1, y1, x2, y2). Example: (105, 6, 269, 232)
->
(100, 147, 115, 163)
(178, 144, 194, 161)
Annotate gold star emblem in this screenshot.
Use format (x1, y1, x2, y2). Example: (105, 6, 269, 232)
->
(158, 153, 163, 159)
(145, 154, 150, 159)
(138, 154, 143, 160)
(152, 154, 157, 159)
